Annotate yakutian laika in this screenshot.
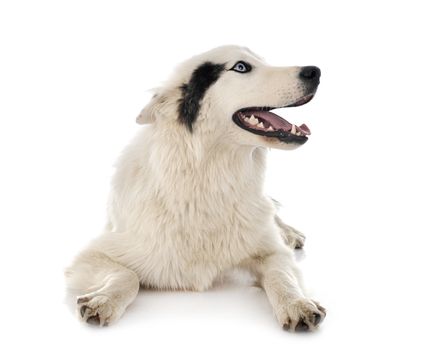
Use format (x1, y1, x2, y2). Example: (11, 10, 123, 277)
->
(65, 45, 326, 331)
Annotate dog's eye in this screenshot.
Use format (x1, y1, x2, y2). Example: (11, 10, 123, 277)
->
(231, 61, 252, 73)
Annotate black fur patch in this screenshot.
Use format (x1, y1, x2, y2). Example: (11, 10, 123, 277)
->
(178, 62, 225, 131)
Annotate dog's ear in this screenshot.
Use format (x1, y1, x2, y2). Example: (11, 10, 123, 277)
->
(136, 93, 162, 125)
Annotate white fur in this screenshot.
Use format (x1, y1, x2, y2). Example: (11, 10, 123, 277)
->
(65, 45, 325, 330)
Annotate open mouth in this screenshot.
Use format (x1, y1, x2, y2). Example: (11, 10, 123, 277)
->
(232, 94, 314, 144)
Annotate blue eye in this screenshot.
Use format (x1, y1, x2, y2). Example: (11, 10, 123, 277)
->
(231, 61, 252, 73)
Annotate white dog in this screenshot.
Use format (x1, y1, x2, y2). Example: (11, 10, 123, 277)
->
(65, 45, 326, 331)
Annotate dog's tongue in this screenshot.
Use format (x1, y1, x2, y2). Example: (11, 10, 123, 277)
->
(298, 123, 311, 135)
(251, 110, 311, 135)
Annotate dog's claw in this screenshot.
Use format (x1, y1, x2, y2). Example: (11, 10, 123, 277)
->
(313, 312, 321, 325)
(295, 319, 309, 331)
(77, 297, 89, 305)
(282, 317, 291, 331)
(86, 314, 101, 325)
(80, 305, 87, 318)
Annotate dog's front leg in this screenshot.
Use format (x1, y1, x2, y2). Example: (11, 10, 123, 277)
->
(270, 198, 305, 249)
(244, 250, 326, 331)
(65, 249, 140, 326)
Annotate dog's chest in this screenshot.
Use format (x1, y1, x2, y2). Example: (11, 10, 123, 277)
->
(118, 187, 273, 290)
(109, 143, 274, 290)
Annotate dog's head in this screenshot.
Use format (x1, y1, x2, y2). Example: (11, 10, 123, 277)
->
(137, 46, 320, 150)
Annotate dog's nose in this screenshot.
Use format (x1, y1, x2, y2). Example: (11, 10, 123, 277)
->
(299, 66, 321, 83)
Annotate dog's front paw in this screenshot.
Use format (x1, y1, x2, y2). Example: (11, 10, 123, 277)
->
(275, 216, 306, 249)
(288, 227, 306, 249)
(282, 225, 306, 249)
(76, 293, 122, 326)
(278, 299, 326, 332)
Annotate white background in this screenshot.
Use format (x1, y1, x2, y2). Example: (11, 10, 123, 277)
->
(1, 0, 446, 349)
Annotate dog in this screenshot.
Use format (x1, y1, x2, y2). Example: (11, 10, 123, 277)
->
(65, 45, 326, 331)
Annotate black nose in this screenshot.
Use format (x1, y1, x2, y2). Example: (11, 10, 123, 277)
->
(299, 66, 321, 83)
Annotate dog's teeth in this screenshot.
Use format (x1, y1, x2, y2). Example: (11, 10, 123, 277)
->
(249, 115, 258, 125)
(267, 126, 274, 131)
(291, 125, 296, 134)
(258, 122, 265, 129)
(244, 117, 249, 122)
